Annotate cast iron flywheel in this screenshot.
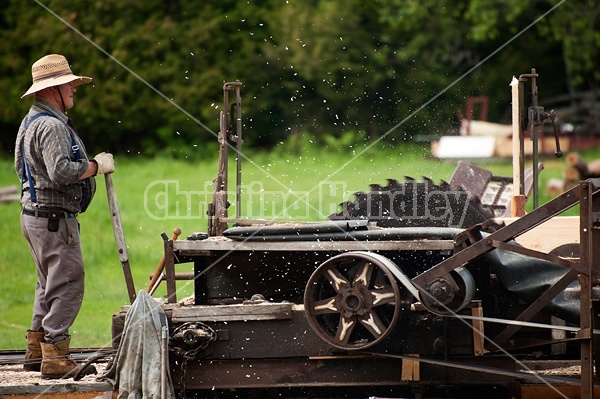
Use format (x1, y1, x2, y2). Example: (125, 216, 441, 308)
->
(304, 251, 410, 350)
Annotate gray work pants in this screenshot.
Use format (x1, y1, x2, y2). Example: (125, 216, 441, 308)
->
(20, 213, 85, 343)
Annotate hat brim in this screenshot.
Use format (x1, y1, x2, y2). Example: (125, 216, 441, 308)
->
(21, 74, 92, 99)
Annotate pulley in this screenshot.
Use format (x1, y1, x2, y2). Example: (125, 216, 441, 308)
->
(419, 266, 476, 315)
(304, 251, 411, 350)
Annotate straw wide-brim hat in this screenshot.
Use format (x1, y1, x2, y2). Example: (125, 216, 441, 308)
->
(21, 54, 92, 99)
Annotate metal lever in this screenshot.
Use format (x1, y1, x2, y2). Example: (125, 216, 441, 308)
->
(547, 110, 563, 158)
(534, 108, 562, 158)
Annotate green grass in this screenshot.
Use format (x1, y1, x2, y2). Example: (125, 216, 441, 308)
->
(1, 142, 599, 349)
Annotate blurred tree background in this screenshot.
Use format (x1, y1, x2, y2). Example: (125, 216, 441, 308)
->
(0, 0, 598, 158)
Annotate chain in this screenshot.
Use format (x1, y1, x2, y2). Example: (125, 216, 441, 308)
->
(178, 357, 188, 399)
(170, 322, 217, 398)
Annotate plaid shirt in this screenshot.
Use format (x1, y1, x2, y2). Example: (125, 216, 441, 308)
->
(14, 99, 93, 213)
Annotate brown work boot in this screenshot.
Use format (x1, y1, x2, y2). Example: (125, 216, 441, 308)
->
(24, 330, 45, 371)
(40, 337, 97, 379)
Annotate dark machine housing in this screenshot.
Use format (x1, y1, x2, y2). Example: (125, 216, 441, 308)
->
(112, 78, 600, 399)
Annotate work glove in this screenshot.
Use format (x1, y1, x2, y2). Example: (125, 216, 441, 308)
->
(93, 152, 115, 174)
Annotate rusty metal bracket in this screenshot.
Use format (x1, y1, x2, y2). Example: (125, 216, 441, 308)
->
(490, 268, 578, 345)
(577, 328, 592, 340)
(413, 178, 600, 395)
(208, 81, 243, 237)
(489, 239, 589, 276)
(413, 183, 583, 289)
(165, 238, 177, 303)
(579, 179, 600, 397)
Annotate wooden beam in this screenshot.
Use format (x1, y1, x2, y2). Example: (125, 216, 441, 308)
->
(401, 355, 420, 381)
(471, 305, 485, 356)
(171, 302, 293, 323)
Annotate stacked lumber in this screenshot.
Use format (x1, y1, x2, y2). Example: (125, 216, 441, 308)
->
(562, 152, 600, 191)
(0, 185, 18, 203)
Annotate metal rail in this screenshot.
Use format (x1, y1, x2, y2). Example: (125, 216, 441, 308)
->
(0, 348, 115, 366)
(361, 351, 587, 387)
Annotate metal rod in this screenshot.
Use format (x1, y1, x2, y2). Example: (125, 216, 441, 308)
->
(454, 314, 600, 334)
(532, 121, 539, 208)
(235, 82, 243, 220)
(149, 272, 165, 296)
(530, 69, 539, 208)
(161, 325, 168, 399)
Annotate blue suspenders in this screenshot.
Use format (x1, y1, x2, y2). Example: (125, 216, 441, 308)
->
(20, 113, 84, 203)
(21, 113, 53, 202)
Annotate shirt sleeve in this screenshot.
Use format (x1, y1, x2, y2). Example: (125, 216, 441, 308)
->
(14, 127, 24, 180)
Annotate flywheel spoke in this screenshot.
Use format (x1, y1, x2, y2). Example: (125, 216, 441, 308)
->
(310, 297, 339, 315)
(352, 260, 373, 286)
(335, 316, 356, 345)
(370, 288, 397, 306)
(359, 311, 387, 339)
(322, 265, 351, 293)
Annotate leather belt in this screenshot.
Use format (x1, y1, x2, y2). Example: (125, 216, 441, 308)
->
(22, 208, 77, 219)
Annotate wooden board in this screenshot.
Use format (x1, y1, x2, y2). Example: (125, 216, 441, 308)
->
(432, 135, 570, 159)
(461, 120, 512, 137)
(471, 306, 485, 356)
(401, 355, 420, 381)
(171, 302, 293, 323)
(434, 136, 497, 158)
(499, 216, 579, 254)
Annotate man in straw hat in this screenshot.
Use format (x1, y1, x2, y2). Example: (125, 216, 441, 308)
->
(15, 54, 114, 379)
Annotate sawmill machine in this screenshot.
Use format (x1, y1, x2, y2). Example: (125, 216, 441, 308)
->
(111, 72, 600, 399)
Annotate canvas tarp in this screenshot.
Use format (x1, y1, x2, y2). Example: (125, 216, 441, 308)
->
(101, 290, 175, 399)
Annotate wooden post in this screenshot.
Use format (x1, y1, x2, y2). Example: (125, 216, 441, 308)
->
(401, 355, 420, 381)
(471, 305, 485, 356)
(510, 194, 527, 218)
(510, 76, 528, 217)
(105, 173, 136, 304)
(511, 76, 523, 198)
